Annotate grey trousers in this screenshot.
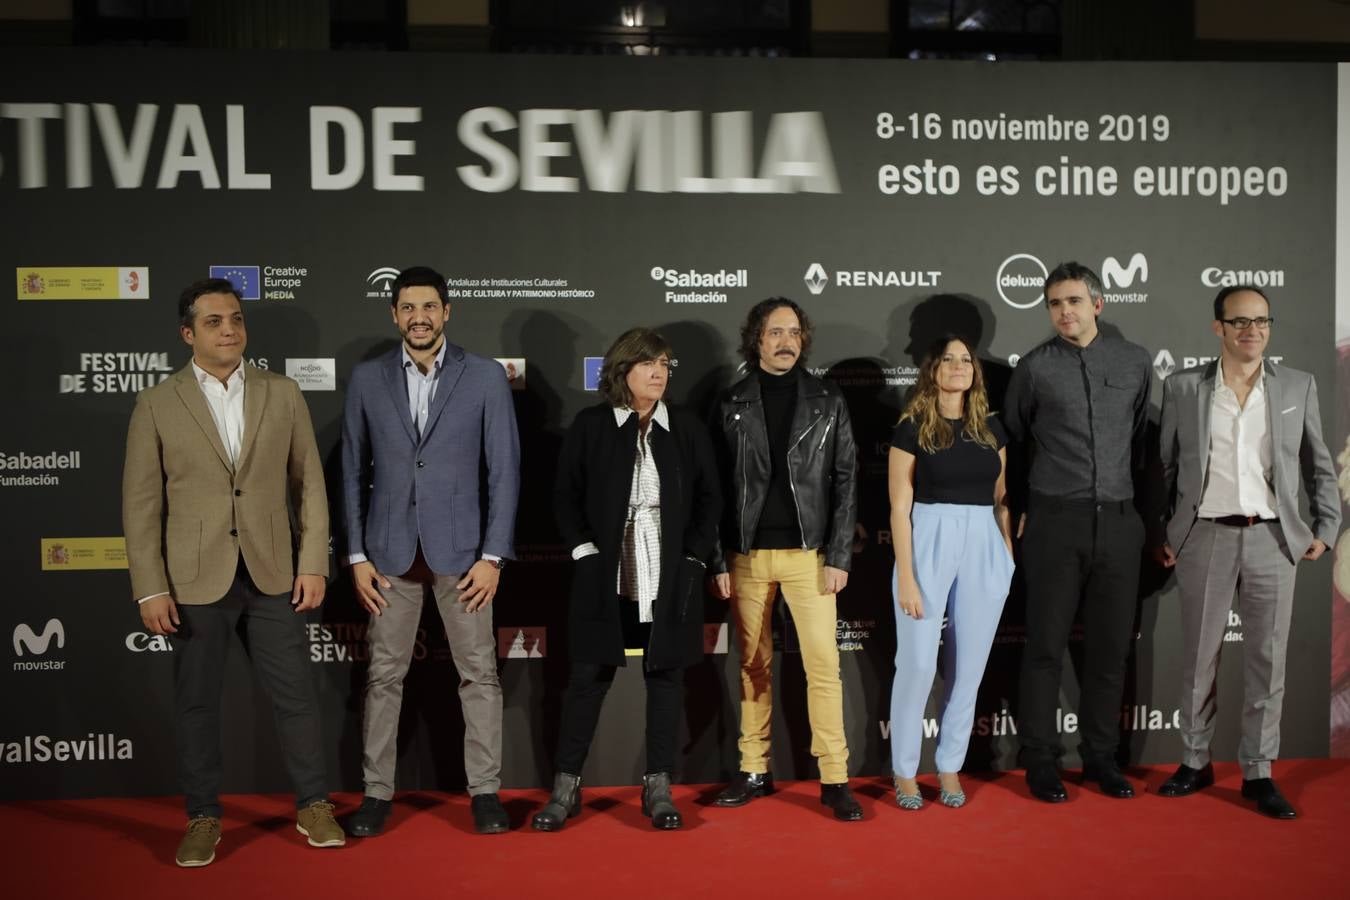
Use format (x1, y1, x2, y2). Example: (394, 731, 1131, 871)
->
(362, 555, 502, 798)
(1175, 519, 1297, 779)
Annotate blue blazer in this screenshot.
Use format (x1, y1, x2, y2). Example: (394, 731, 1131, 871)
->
(342, 342, 520, 576)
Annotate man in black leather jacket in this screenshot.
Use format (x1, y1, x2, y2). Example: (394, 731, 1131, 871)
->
(709, 297, 862, 821)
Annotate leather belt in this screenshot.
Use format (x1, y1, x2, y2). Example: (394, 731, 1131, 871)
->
(1203, 515, 1278, 528)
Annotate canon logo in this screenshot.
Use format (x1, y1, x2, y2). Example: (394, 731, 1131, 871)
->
(1201, 267, 1285, 288)
(125, 632, 173, 652)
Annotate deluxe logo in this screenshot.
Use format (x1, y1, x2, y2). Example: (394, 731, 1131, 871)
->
(498, 627, 546, 659)
(583, 357, 604, 392)
(1101, 253, 1148, 303)
(0, 450, 80, 488)
(59, 351, 173, 395)
(125, 632, 173, 652)
(1153, 349, 1176, 380)
(996, 253, 1048, 309)
(365, 266, 400, 300)
(13, 619, 65, 670)
(0, 734, 134, 763)
(16, 266, 148, 301)
(494, 358, 527, 391)
(804, 263, 941, 295)
(1201, 267, 1285, 288)
(284, 358, 336, 391)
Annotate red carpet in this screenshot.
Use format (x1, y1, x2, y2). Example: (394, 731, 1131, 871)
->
(4, 761, 1347, 898)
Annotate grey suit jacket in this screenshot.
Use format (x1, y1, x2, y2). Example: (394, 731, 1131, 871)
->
(341, 342, 520, 577)
(1158, 359, 1340, 564)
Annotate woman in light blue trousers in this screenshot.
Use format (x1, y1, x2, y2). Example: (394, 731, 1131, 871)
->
(888, 335, 1014, 809)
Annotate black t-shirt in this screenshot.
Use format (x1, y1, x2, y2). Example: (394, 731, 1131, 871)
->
(891, 416, 1007, 506)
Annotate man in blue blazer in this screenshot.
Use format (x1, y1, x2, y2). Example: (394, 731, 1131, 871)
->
(342, 266, 521, 835)
(1154, 285, 1339, 819)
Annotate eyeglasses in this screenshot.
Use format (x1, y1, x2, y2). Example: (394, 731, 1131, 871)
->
(1219, 317, 1274, 330)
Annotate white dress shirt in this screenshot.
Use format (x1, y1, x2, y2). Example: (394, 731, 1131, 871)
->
(571, 402, 668, 624)
(193, 359, 246, 466)
(138, 360, 246, 605)
(1197, 361, 1278, 520)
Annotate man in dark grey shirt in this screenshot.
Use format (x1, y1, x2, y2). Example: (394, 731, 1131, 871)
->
(1003, 261, 1152, 804)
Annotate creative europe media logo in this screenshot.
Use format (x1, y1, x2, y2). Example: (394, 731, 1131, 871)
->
(210, 264, 309, 300)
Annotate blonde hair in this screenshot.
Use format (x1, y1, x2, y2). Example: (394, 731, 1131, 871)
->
(898, 335, 998, 453)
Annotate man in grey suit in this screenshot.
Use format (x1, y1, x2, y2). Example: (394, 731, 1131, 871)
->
(1154, 284, 1339, 818)
(342, 266, 521, 835)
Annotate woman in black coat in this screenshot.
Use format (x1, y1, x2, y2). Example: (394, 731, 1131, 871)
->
(531, 327, 721, 831)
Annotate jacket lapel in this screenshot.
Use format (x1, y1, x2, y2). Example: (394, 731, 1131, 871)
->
(1264, 359, 1284, 485)
(235, 369, 267, 471)
(382, 349, 418, 445)
(1196, 361, 1217, 487)
(419, 343, 466, 445)
(172, 366, 232, 473)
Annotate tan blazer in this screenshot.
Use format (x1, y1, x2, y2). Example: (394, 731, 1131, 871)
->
(122, 364, 329, 605)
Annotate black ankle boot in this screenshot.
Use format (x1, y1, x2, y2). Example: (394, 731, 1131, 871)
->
(531, 772, 582, 831)
(640, 772, 683, 830)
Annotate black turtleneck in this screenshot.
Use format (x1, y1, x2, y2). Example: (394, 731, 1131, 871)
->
(753, 365, 803, 549)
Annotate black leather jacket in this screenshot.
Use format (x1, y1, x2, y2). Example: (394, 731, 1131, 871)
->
(711, 368, 858, 573)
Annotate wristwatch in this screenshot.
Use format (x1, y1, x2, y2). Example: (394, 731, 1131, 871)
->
(486, 557, 505, 570)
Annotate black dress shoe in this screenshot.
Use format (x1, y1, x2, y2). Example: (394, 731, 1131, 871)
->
(1026, 764, 1068, 803)
(714, 772, 774, 808)
(1081, 761, 1135, 799)
(470, 793, 509, 834)
(1158, 763, 1214, 798)
(1241, 777, 1297, 819)
(348, 797, 393, 837)
(820, 782, 863, 821)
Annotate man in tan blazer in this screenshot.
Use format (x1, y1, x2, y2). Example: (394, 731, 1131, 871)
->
(122, 278, 343, 866)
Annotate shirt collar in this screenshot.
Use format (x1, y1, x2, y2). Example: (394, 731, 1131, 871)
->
(614, 401, 669, 432)
(1215, 358, 1264, 398)
(192, 359, 245, 388)
(402, 340, 447, 375)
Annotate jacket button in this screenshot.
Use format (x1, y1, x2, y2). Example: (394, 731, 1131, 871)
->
(229, 529, 238, 537)
(234, 489, 242, 496)
(416, 460, 425, 468)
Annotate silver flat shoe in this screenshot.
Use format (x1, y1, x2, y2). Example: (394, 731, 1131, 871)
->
(939, 788, 966, 808)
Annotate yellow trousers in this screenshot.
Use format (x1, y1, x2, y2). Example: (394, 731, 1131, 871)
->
(730, 548, 849, 783)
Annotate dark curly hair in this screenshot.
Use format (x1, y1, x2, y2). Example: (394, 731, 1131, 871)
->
(739, 297, 813, 368)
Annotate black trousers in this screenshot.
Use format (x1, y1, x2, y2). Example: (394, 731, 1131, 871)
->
(555, 599, 683, 776)
(1017, 496, 1144, 767)
(171, 563, 329, 818)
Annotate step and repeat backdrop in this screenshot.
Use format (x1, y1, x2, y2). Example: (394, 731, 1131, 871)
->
(1, 50, 1344, 800)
